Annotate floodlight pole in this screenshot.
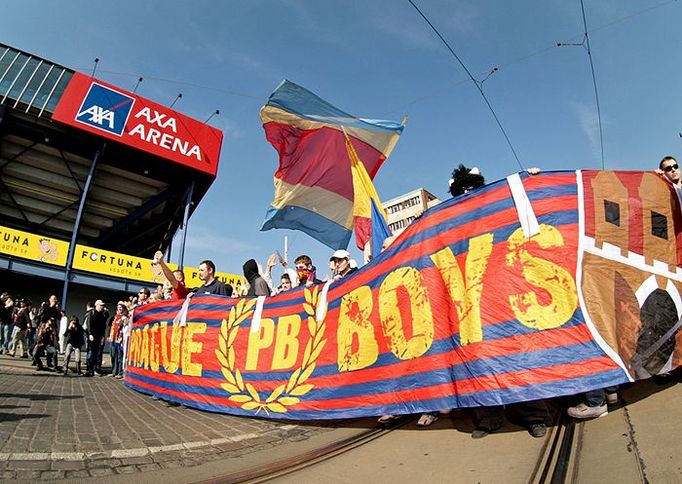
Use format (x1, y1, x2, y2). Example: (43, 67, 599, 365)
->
(61, 143, 105, 312)
(177, 181, 194, 270)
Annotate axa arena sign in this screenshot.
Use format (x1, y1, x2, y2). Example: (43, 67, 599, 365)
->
(52, 72, 222, 176)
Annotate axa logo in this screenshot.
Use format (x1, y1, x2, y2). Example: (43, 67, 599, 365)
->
(75, 83, 135, 136)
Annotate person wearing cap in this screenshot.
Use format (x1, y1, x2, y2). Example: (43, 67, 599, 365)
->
(85, 300, 108, 377)
(331, 250, 357, 280)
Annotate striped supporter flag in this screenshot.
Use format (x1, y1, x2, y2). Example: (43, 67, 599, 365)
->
(123, 171, 649, 420)
(259, 80, 404, 250)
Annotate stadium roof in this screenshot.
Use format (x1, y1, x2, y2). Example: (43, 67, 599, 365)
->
(0, 42, 222, 257)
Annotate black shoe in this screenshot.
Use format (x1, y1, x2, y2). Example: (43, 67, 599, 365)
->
(528, 423, 547, 438)
(653, 373, 673, 385)
(84, 372, 93, 377)
(471, 427, 491, 439)
(20, 354, 28, 359)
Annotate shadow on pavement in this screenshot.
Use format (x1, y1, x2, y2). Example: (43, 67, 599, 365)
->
(0, 392, 83, 401)
(0, 412, 48, 422)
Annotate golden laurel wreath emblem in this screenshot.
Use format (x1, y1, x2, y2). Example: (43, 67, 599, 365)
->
(215, 287, 327, 414)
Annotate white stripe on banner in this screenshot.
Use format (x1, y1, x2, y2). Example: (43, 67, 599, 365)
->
(506, 173, 540, 238)
(316, 280, 333, 322)
(250, 296, 267, 333)
(172, 297, 191, 327)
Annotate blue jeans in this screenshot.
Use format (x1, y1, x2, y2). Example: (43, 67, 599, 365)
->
(2, 324, 13, 351)
(585, 386, 618, 407)
(111, 344, 123, 376)
(33, 345, 57, 369)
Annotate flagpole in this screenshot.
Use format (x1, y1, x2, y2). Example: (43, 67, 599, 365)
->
(284, 236, 288, 264)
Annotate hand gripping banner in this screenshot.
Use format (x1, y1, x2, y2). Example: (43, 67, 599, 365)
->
(124, 170, 682, 420)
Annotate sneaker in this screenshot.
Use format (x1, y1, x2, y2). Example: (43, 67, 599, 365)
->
(416, 413, 438, 427)
(606, 392, 619, 405)
(377, 415, 396, 424)
(528, 423, 547, 438)
(567, 402, 607, 419)
(471, 427, 491, 439)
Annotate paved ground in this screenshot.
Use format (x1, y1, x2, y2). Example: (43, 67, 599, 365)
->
(0, 354, 337, 481)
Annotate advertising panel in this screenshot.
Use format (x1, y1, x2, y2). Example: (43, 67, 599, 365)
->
(0, 225, 68, 266)
(52, 72, 222, 176)
(73, 244, 166, 284)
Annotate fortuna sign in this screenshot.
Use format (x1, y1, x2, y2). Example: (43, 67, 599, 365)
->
(53, 73, 222, 176)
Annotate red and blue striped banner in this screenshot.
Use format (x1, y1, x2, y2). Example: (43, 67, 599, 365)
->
(124, 170, 682, 419)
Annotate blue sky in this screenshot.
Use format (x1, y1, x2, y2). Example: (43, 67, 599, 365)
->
(3, 0, 681, 279)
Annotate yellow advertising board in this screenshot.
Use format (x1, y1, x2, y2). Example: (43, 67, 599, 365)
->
(73, 244, 167, 284)
(0, 225, 69, 266)
(182, 267, 244, 293)
(0, 224, 245, 289)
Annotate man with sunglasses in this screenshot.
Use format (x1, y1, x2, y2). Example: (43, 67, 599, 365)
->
(657, 156, 681, 188)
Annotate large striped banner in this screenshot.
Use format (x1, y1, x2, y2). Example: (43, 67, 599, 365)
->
(124, 170, 682, 419)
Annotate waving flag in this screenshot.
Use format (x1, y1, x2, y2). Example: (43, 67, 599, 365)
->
(260, 80, 404, 250)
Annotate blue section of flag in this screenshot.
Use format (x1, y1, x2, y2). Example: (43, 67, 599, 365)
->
(261, 204, 352, 250)
(370, 198, 391, 259)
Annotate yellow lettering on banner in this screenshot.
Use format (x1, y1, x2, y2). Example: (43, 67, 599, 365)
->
(337, 286, 378, 372)
(506, 225, 577, 330)
(430, 233, 494, 345)
(160, 322, 182, 374)
(272, 315, 301, 370)
(379, 267, 434, 360)
(128, 330, 138, 364)
(246, 319, 274, 370)
(181, 322, 206, 376)
(133, 330, 143, 366)
(140, 325, 150, 370)
(149, 325, 160, 372)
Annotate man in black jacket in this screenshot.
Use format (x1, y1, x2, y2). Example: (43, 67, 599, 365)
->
(85, 300, 109, 376)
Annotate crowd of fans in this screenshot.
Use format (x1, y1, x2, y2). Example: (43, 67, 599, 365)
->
(0, 247, 357, 379)
(0, 293, 134, 377)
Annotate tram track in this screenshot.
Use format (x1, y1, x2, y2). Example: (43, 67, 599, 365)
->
(197, 410, 580, 484)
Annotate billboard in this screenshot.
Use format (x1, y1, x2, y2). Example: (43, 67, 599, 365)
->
(52, 72, 222, 176)
(0, 226, 68, 267)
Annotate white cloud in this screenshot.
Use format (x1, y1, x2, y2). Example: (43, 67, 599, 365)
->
(570, 100, 604, 156)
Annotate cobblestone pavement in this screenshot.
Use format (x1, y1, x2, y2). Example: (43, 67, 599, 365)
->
(0, 354, 335, 481)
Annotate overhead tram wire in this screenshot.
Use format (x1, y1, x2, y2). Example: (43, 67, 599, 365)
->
(407, 0, 525, 172)
(580, 0, 605, 170)
(385, 0, 677, 119)
(557, 0, 605, 169)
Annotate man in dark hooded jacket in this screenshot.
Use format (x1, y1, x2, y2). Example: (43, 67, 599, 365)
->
(243, 259, 271, 297)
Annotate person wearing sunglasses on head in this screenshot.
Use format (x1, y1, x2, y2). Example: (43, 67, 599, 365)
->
(293, 255, 323, 287)
(656, 156, 681, 188)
